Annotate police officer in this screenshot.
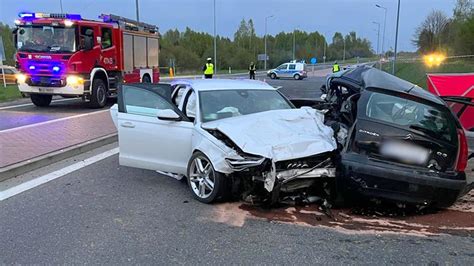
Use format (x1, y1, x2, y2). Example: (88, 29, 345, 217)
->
(249, 62, 256, 80)
(202, 58, 214, 79)
(332, 61, 340, 73)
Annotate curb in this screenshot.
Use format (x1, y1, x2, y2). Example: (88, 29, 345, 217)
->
(0, 133, 118, 182)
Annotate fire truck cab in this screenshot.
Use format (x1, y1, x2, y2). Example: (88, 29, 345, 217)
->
(14, 12, 160, 108)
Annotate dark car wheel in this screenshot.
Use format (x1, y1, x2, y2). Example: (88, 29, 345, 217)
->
(187, 151, 228, 203)
(270, 73, 277, 79)
(30, 94, 52, 107)
(88, 79, 107, 108)
(294, 74, 301, 80)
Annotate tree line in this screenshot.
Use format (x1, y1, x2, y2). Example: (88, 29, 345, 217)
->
(413, 0, 474, 56)
(0, 19, 374, 72)
(160, 19, 374, 72)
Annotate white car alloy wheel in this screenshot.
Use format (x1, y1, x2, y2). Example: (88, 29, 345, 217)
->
(189, 155, 216, 200)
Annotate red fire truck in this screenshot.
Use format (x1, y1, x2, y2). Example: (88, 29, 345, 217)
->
(13, 12, 160, 108)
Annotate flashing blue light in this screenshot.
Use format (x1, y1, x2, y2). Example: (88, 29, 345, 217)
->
(29, 65, 36, 70)
(66, 14, 82, 20)
(52, 66, 60, 72)
(19, 12, 35, 18)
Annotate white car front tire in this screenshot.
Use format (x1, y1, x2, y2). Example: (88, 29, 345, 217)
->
(187, 151, 228, 203)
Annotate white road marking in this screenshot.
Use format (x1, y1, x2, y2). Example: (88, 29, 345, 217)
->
(0, 98, 78, 110)
(0, 109, 109, 134)
(0, 147, 119, 201)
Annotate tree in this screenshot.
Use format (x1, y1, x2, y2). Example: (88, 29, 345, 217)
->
(413, 10, 450, 53)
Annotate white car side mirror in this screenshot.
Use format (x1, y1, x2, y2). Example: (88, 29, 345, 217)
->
(157, 109, 181, 121)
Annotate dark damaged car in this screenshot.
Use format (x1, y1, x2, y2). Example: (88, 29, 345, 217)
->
(293, 66, 473, 207)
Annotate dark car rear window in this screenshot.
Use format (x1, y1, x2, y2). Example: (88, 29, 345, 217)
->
(364, 92, 457, 143)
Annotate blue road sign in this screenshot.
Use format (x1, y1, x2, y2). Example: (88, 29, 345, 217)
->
(310, 57, 317, 64)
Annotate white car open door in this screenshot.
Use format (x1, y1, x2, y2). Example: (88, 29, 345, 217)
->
(117, 84, 194, 175)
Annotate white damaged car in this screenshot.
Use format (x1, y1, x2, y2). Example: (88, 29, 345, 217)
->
(110, 79, 337, 204)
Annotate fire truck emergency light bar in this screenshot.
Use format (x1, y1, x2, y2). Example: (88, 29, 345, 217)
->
(18, 12, 82, 20)
(99, 14, 158, 33)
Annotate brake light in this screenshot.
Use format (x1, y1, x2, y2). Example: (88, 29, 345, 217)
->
(455, 128, 468, 172)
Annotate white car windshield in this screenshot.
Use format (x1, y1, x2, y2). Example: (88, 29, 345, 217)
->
(199, 89, 293, 122)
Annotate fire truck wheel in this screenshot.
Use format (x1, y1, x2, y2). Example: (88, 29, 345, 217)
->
(142, 74, 151, 83)
(89, 79, 107, 108)
(30, 94, 52, 107)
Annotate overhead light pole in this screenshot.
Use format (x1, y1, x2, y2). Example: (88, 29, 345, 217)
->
(376, 4, 387, 56)
(343, 37, 346, 62)
(393, 0, 401, 74)
(60, 0, 64, 13)
(135, 0, 139, 22)
(373, 21, 381, 55)
(264, 15, 274, 70)
(293, 29, 296, 60)
(213, 0, 217, 71)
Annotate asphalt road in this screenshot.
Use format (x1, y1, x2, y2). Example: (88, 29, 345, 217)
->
(0, 148, 472, 264)
(0, 72, 325, 131)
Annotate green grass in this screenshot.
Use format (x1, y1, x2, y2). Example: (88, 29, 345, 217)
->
(383, 59, 474, 89)
(0, 84, 22, 102)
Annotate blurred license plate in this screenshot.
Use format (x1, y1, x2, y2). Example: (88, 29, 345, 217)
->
(38, 88, 54, 93)
(380, 141, 429, 165)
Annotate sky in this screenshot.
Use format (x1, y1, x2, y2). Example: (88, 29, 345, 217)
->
(0, 0, 458, 52)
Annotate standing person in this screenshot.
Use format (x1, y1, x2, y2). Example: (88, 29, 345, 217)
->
(202, 58, 214, 79)
(332, 61, 340, 73)
(249, 62, 256, 80)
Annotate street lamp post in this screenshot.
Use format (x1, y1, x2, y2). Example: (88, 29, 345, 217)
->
(60, 0, 64, 13)
(213, 0, 217, 71)
(373, 21, 381, 55)
(293, 29, 296, 60)
(135, 0, 139, 22)
(343, 38, 346, 62)
(376, 4, 387, 56)
(264, 15, 274, 70)
(393, 0, 401, 74)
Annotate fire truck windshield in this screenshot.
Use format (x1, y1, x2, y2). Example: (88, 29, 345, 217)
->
(17, 25, 76, 53)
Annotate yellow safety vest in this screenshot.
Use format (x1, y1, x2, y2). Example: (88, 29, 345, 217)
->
(204, 63, 214, 75)
(333, 64, 340, 73)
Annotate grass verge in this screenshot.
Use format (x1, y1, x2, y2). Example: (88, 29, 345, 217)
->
(383, 59, 474, 89)
(0, 85, 22, 102)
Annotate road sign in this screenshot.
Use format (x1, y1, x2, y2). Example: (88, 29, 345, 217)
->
(257, 54, 269, 61)
(310, 57, 317, 64)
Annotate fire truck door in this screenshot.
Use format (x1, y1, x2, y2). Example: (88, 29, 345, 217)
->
(100, 27, 117, 71)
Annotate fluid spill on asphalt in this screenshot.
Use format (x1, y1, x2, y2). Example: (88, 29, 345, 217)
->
(209, 190, 474, 237)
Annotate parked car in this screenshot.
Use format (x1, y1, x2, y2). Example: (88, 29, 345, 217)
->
(293, 66, 473, 207)
(0, 65, 18, 84)
(110, 79, 338, 204)
(267, 62, 307, 80)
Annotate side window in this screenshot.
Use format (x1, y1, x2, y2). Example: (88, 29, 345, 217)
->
(277, 64, 288, 70)
(172, 85, 187, 106)
(123, 86, 176, 117)
(3, 69, 14, 74)
(101, 27, 113, 49)
(80, 26, 94, 48)
(289, 64, 296, 70)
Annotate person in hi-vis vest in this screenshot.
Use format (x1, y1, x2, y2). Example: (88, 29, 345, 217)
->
(332, 61, 340, 73)
(202, 58, 214, 79)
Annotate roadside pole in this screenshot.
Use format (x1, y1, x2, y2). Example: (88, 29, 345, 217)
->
(0, 36, 6, 88)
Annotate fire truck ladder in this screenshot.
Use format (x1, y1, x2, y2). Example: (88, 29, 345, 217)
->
(99, 14, 158, 34)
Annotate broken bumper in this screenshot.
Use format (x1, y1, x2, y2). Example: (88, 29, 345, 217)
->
(341, 153, 470, 207)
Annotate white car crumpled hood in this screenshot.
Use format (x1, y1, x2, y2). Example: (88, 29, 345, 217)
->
(202, 107, 337, 162)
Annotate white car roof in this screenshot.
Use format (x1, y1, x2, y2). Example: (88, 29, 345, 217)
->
(171, 79, 276, 92)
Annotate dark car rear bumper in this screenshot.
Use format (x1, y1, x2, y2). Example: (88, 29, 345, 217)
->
(340, 153, 471, 207)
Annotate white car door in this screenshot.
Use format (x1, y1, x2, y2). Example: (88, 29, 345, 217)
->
(117, 85, 193, 175)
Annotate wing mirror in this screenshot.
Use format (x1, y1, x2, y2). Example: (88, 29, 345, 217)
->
(157, 109, 181, 121)
(469, 153, 474, 160)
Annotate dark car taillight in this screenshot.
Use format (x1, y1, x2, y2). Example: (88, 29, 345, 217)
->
(455, 128, 468, 172)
